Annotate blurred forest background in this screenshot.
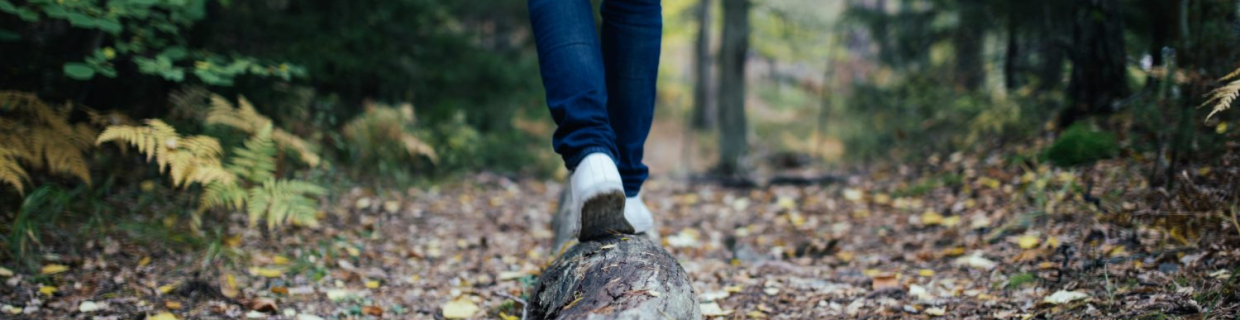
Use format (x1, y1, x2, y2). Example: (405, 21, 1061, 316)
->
(3, 0, 1240, 318)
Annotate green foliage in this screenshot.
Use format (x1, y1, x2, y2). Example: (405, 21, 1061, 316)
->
(0, 0, 303, 84)
(839, 76, 1049, 160)
(1044, 124, 1119, 167)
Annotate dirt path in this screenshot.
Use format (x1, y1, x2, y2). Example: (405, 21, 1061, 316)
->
(4, 161, 1238, 319)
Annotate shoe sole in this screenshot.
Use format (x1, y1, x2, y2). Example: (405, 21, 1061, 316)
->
(578, 190, 631, 241)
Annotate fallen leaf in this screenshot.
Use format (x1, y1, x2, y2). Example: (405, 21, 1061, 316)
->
(600, 244, 616, 250)
(248, 267, 284, 278)
(249, 298, 278, 312)
(498, 271, 525, 281)
(921, 211, 944, 226)
(926, 306, 946, 316)
(1017, 235, 1040, 249)
(953, 252, 997, 270)
(159, 282, 179, 294)
(296, 315, 325, 320)
(1043, 290, 1089, 304)
(138, 256, 151, 267)
(245, 310, 266, 318)
(0, 267, 11, 277)
(165, 301, 182, 310)
(909, 284, 933, 300)
(41, 264, 69, 275)
(700, 302, 734, 317)
(365, 280, 381, 289)
(147, 312, 180, 320)
(918, 269, 935, 277)
(442, 297, 479, 319)
(39, 285, 57, 296)
(272, 255, 290, 265)
(499, 312, 519, 320)
(79, 301, 103, 312)
(648, 290, 661, 297)
(362, 305, 383, 316)
(871, 273, 900, 291)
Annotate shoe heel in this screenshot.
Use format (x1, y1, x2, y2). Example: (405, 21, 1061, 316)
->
(578, 190, 630, 241)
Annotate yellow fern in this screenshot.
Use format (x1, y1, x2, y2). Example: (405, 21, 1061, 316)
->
(343, 102, 438, 163)
(1204, 66, 1240, 121)
(0, 91, 95, 187)
(0, 146, 29, 194)
(96, 119, 236, 187)
(205, 95, 321, 167)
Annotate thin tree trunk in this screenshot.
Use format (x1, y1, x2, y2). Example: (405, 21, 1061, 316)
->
(1062, 0, 1128, 125)
(953, 0, 985, 91)
(717, 0, 750, 176)
(692, 0, 716, 130)
(1004, 4, 1020, 90)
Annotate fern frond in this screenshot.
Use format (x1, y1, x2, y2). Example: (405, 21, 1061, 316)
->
(1202, 78, 1240, 121)
(97, 119, 231, 188)
(200, 180, 246, 211)
(248, 178, 325, 229)
(0, 91, 94, 185)
(206, 94, 320, 166)
(0, 147, 29, 194)
(1220, 67, 1240, 82)
(228, 123, 277, 183)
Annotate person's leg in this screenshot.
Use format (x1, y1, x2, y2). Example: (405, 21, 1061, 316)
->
(528, 0, 619, 170)
(529, 0, 633, 243)
(600, 0, 662, 197)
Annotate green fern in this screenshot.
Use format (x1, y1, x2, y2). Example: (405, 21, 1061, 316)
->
(198, 123, 323, 229)
(100, 114, 323, 230)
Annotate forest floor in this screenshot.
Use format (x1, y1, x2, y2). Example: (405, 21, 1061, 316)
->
(5, 148, 1240, 319)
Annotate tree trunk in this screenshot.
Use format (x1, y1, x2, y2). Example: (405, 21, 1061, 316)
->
(716, 0, 750, 176)
(1004, 3, 1020, 90)
(1062, 0, 1128, 125)
(528, 235, 700, 320)
(691, 0, 715, 130)
(953, 0, 985, 91)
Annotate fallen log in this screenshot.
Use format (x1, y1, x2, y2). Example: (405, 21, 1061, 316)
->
(529, 234, 701, 319)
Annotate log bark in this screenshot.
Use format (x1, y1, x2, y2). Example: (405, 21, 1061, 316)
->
(529, 235, 700, 320)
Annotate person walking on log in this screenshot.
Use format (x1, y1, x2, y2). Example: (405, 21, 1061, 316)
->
(528, 0, 662, 249)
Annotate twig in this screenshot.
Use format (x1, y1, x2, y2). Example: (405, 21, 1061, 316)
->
(496, 291, 529, 320)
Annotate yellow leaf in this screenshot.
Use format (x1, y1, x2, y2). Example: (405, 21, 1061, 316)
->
(922, 211, 944, 226)
(249, 267, 284, 278)
(918, 269, 935, 277)
(0, 266, 13, 277)
(147, 312, 180, 320)
(346, 246, 360, 257)
(942, 216, 961, 228)
(1017, 235, 1040, 249)
(700, 302, 733, 316)
(442, 297, 479, 319)
(835, 251, 854, 263)
(499, 312, 519, 320)
(1046, 237, 1060, 248)
(138, 257, 151, 267)
(39, 285, 57, 296)
(365, 280, 380, 289)
(1043, 290, 1089, 304)
(926, 306, 946, 316)
(943, 246, 966, 257)
(600, 244, 616, 250)
(158, 283, 178, 294)
(273, 255, 290, 265)
(1217, 122, 1228, 134)
(41, 264, 69, 275)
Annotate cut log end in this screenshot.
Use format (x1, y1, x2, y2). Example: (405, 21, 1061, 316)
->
(530, 234, 700, 320)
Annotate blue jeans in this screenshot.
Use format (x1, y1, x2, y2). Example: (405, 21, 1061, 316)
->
(529, 0, 662, 197)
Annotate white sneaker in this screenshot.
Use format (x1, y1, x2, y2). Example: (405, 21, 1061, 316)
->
(569, 153, 630, 241)
(624, 195, 654, 234)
